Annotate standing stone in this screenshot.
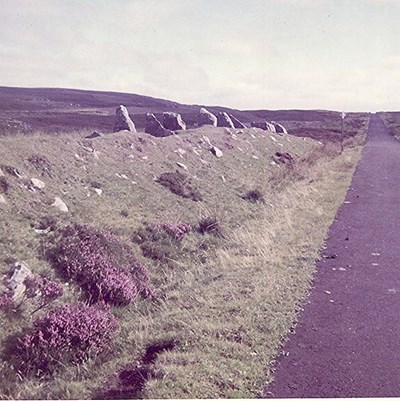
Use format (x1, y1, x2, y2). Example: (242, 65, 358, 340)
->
(272, 122, 288, 135)
(198, 108, 217, 127)
(216, 112, 235, 128)
(113, 105, 136, 132)
(163, 112, 186, 131)
(6, 262, 33, 303)
(251, 121, 276, 132)
(145, 113, 174, 137)
(229, 114, 246, 129)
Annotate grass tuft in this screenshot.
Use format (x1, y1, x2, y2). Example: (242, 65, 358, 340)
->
(157, 171, 203, 201)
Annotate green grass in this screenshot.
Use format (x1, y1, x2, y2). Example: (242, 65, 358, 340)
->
(0, 119, 369, 399)
(379, 112, 400, 140)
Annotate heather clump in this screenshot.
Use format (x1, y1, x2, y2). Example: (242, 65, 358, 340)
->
(15, 303, 118, 374)
(133, 221, 195, 266)
(157, 171, 203, 201)
(198, 215, 223, 237)
(27, 154, 53, 177)
(0, 176, 9, 194)
(242, 188, 265, 204)
(51, 224, 153, 305)
(23, 274, 63, 313)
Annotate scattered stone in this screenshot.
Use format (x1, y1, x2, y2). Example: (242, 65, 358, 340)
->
(75, 153, 85, 161)
(237, 130, 244, 135)
(221, 175, 226, 182)
(198, 108, 217, 126)
(145, 113, 174, 137)
(52, 197, 68, 212)
(229, 114, 246, 128)
(251, 133, 256, 139)
(272, 122, 288, 135)
(175, 148, 186, 158)
(0, 194, 6, 204)
(0, 168, 4, 177)
(94, 188, 102, 196)
(252, 155, 259, 160)
(163, 112, 186, 131)
(216, 112, 235, 128)
(113, 105, 136, 132)
(30, 178, 45, 190)
(6, 262, 33, 303)
(273, 151, 294, 165)
(270, 136, 277, 143)
(2, 165, 22, 178)
(85, 131, 102, 139)
(176, 162, 188, 170)
(210, 146, 223, 158)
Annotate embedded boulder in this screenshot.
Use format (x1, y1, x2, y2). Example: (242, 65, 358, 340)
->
(272, 122, 288, 135)
(198, 108, 217, 126)
(6, 262, 33, 303)
(216, 112, 235, 128)
(163, 112, 186, 131)
(145, 113, 174, 137)
(52, 197, 68, 212)
(210, 146, 223, 158)
(30, 178, 45, 190)
(229, 114, 246, 129)
(113, 105, 136, 132)
(251, 121, 276, 132)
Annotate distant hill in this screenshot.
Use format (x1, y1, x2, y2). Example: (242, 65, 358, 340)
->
(0, 86, 367, 140)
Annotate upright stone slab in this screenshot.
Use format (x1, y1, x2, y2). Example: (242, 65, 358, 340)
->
(145, 113, 174, 137)
(113, 105, 136, 132)
(163, 112, 186, 131)
(216, 112, 235, 128)
(198, 108, 217, 127)
(229, 114, 246, 129)
(272, 121, 288, 135)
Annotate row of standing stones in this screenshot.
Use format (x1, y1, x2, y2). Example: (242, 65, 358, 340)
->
(109, 105, 288, 138)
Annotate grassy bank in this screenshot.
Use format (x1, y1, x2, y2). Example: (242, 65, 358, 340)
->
(379, 112, 400, 140)
(0, 118, 368, 399)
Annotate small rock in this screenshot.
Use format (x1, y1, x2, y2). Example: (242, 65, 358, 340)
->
(85, 131, 102, 139)
(270, 136, 277, 143)
(210, 146, 223, 158)
(176, 162, 188, 170)
(0, 168, 4, 176)
(175, 148, 186, 157)
(52, 197, 68, 212)
(6, 262, 33, 303)
(30, 178, 45, 190)
(0, 194, 6, 204)
(94, 188, 102, 196)
(3, 165, 22, 178)
(113, 105, 136, 132)
(198, 108, 217, 126)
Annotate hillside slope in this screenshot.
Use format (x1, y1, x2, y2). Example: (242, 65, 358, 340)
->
(0, 117, 368, 398)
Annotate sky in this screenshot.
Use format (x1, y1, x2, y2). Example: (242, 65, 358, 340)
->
(1, 0, 400, 111)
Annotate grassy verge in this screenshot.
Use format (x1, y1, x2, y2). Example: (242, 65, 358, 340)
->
(379, 112, 400, 140)
(0, 120, 367, 399)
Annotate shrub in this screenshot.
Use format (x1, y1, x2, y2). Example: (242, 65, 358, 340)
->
(0, 176, 9, 194)
(23, 274, 63, 312)
(27, 154, 53, 177)
(16, 303, 118, 374)
(0, 293, 13, 310)
(52, 224, 153, 305)
(198, 216, 223, 237)
(133, 221, 195, 266)
(157, 171, 202, 201)
(242, 188, 265, 204)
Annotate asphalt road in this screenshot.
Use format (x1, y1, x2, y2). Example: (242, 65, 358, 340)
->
(264, 114, 400, 398)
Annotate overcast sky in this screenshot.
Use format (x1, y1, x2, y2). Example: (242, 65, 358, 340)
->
(1, 0, 399, 111)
